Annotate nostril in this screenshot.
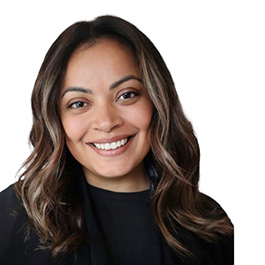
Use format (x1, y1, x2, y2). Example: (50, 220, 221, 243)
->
(92, 110, 124, 132)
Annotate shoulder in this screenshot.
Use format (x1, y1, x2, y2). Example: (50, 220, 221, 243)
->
(0, 184, 25, 222)
(0, 184, 31, 262)
(0, 184, 28, 249)
(198, 192, 234, 241)
(0, 184, 62, 264)
(198, 192, 232, 219)
(170, 192, 234, 264)
(0, 183, 20, 207)
(199, 192, 223, 206)
(0, 184, 28, 228)
(197, 192, 234, 264)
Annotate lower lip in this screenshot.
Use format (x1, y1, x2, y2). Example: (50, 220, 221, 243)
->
(87, 136, 135, 157)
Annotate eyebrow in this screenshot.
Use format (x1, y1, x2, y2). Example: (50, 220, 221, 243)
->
(109, 75, 143, 90)
(61, 87, 92, 99)
(61, 75, 143, 99)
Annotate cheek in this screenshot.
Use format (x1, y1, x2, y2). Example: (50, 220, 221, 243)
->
(134, 101, 153, 130)
(63, 117, 87, 159)
(62, 116, 88, 141)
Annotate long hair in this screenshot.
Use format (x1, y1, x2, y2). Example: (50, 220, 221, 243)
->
(15, 15, 233, 258)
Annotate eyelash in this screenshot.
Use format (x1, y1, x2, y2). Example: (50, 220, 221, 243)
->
(66, 91, 139, 109)
(117, 91, 139, 101)
(67, 101, 88, 109)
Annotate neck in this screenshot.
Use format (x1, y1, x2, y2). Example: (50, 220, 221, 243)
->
(83, 164, 150, 192)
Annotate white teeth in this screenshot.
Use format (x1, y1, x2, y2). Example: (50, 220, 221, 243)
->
(105, 143, 111, 150)
(110, 142, 117, 149)
(93, 138, 129, 150)
(94, 143, 101, 149)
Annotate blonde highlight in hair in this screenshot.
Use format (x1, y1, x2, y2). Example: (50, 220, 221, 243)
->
(15, 15, 233, 258)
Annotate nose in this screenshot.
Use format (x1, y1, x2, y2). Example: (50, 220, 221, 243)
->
(91, 103, 124, 132)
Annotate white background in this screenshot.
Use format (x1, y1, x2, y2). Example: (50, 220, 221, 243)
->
(0, 1, 264, 264)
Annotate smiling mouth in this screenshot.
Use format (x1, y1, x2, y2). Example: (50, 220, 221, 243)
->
(92, 136, 132, 151)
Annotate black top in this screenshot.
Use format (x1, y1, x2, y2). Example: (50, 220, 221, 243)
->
(0, 176, 234, 265)
(87, 184, 177, 264)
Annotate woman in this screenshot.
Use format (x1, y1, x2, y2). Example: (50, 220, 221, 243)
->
(0, 15, 233, 264)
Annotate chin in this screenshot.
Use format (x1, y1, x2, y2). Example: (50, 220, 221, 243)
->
(94, 168, 133, 179)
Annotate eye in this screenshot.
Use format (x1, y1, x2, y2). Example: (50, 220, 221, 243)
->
(68, 101, 88, 109)
(117, 91, 138, 101)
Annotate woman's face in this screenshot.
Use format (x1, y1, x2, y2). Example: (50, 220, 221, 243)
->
(60, 39, 153, 191)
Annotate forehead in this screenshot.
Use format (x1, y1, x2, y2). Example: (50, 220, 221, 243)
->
(70, 38, 136, 69)
(63, 38, 140, 86)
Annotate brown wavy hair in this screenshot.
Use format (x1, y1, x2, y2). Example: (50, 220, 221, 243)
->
(15, 15, 233, 258)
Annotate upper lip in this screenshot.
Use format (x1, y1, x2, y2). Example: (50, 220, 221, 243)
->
(87, 134, 134, 144)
